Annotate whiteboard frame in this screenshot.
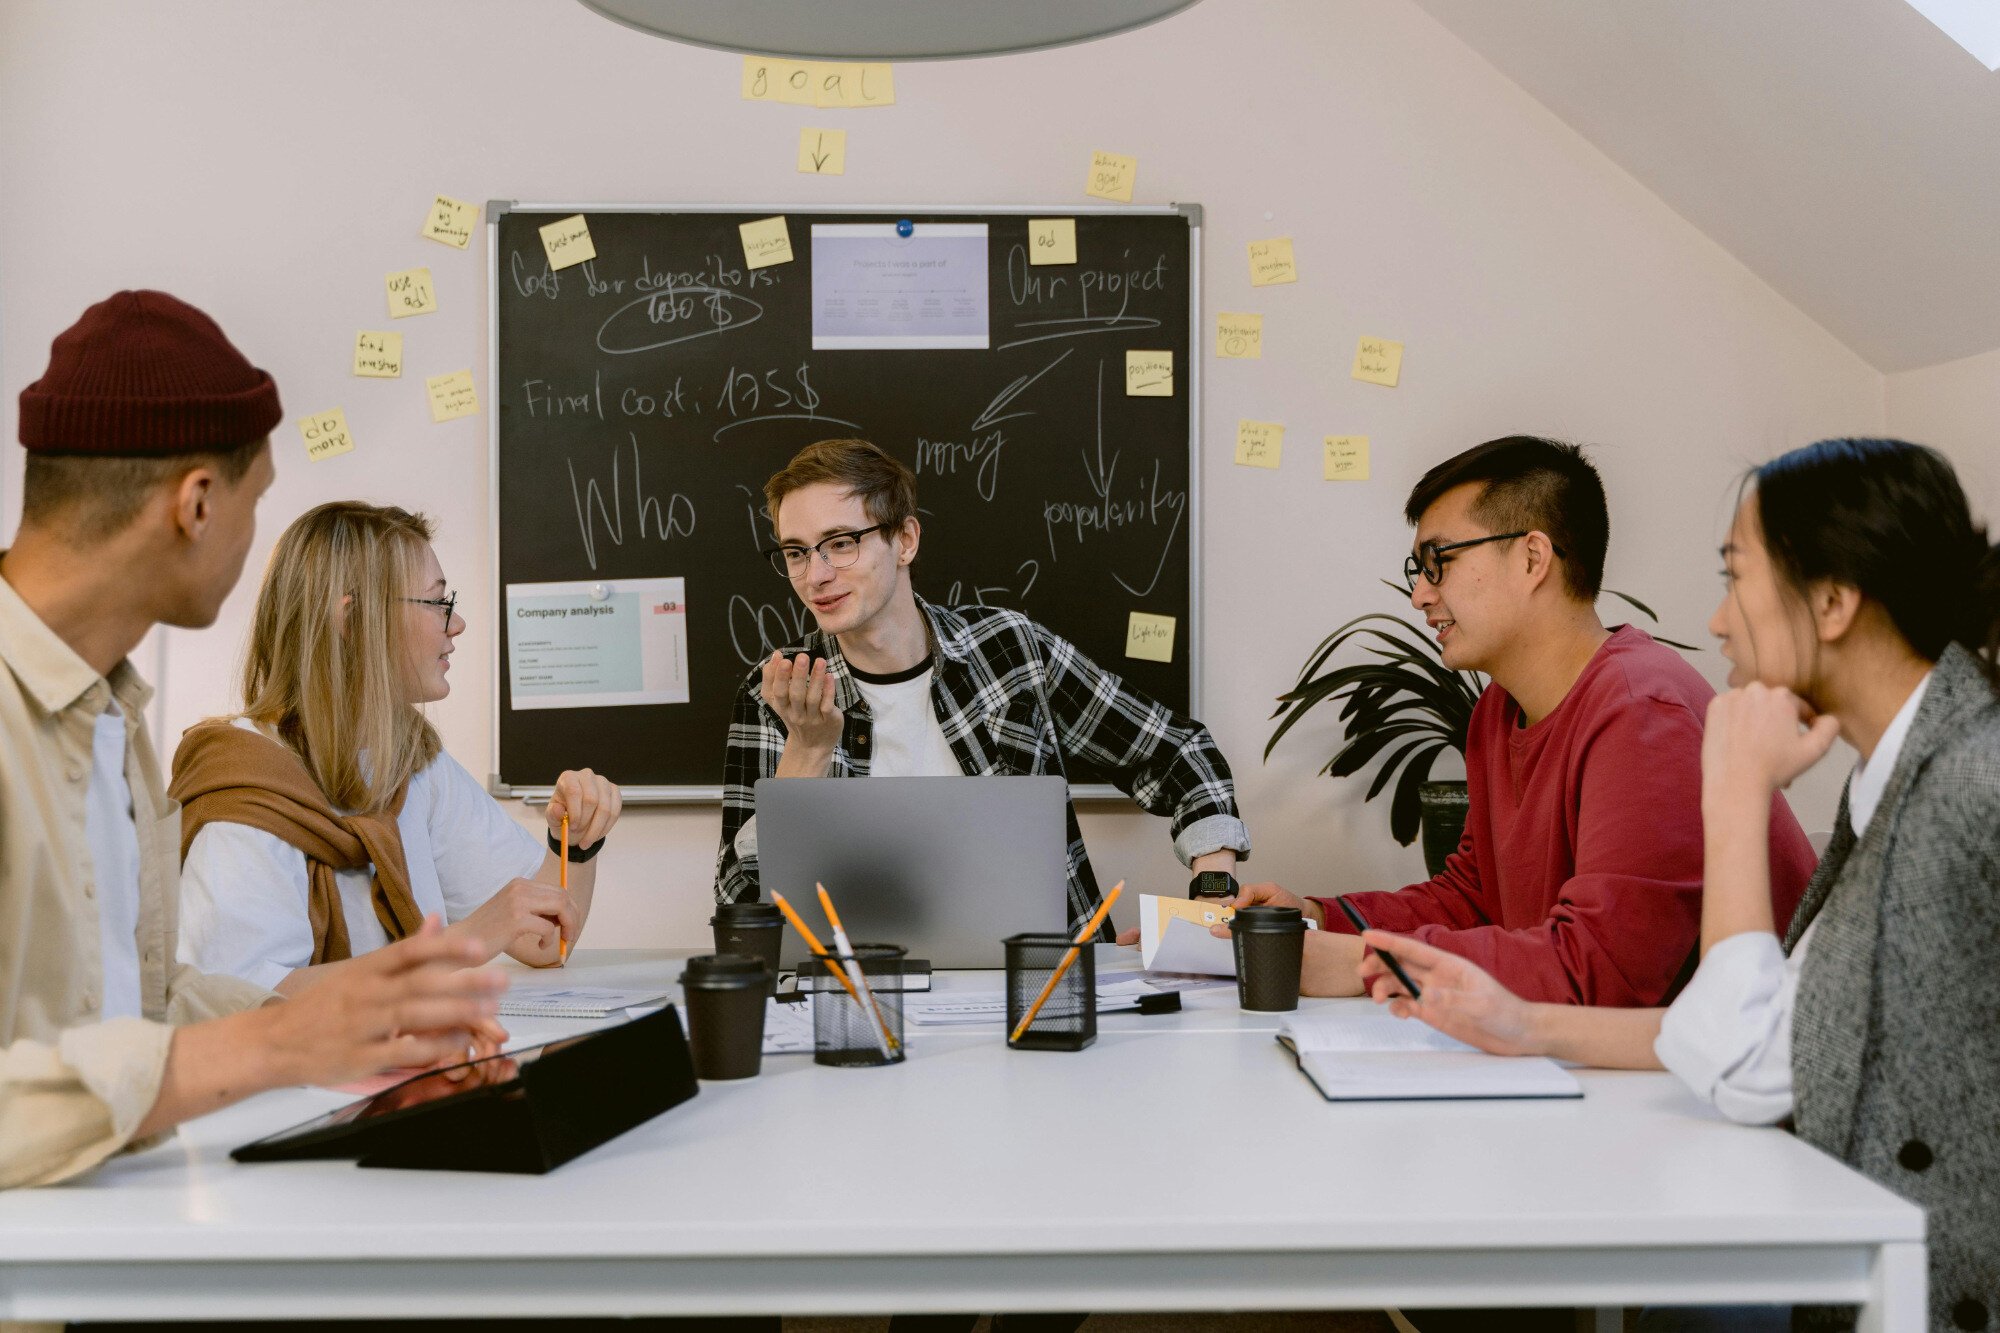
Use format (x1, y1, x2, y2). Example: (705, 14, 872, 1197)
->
(486, 200, 1203, 805)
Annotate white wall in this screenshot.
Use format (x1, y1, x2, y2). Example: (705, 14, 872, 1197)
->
(1, 0, 1884, 948)
(1887, 348, 2000, 523)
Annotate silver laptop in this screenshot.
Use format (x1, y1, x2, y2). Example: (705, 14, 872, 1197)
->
(753, 776, 1070, 970)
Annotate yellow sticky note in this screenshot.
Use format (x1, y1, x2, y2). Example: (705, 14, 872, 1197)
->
(1215, 312, 1263, 359)
(425, 370, 479, 423)
(1125, 350, 1173, 397)
(1352, 336, 1404, 387)
(1125, 611, 1177, 663)
(798, 128, 847, 175)
(539, 215, 596, 271)
(385, 267, 436, 318)
(1234, 419, 1284, 469)
(352, 331, 402, 379)
(1324, 435, 1370, 481)
(1248, 238, 1297, 286)
(1086, 150, 1137, 203)
(742, 56, 818, 105)
(420, 195, 478, 249)
(299, 409, 354, 463)
(817, 62, 895, 107)
(1029, 218, 1077, 266)
(740, 216, 794, 269)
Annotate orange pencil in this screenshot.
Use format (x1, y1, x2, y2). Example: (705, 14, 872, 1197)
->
(816, 883, 898, 1056)
(769, 892, 867, 1006)
(557, 814, 570, 966)
(1009, 882, 1123, 1044)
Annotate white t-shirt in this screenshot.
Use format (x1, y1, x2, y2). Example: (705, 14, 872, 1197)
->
(851, 659, 960, 778)
(177, 718, 545, 990)
(85, 699, 143, 1020)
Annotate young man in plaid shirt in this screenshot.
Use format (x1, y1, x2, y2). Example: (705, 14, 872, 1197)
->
(714, 437, 1249, 935)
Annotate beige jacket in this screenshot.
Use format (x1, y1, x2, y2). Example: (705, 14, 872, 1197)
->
(0, 569, 270, 1189)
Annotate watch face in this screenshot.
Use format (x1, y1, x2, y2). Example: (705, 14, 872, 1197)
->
(1191, 872, 1236, 898)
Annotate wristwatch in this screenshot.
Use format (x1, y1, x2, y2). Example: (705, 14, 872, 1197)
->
(1189, 870, 1239, 900)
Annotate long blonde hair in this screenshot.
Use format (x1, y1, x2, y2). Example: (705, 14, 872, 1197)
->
(240, 501, 443, 813)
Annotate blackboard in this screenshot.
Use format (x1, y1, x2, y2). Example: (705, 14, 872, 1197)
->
(488, 204, 1200, 798)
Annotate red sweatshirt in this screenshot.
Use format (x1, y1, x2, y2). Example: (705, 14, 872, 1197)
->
(1310, 626, 1816, 1006)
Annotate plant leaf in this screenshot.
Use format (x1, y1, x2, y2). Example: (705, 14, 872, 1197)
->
(1364, 737, 1435, 801)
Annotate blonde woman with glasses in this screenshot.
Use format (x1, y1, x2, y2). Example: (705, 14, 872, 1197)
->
(172, 502, 622, 994)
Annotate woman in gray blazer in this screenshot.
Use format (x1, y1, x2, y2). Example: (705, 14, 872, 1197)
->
(1354, 438, 2000, 1332)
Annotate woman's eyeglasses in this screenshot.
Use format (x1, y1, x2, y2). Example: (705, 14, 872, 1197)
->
(401, 592, 458, 626)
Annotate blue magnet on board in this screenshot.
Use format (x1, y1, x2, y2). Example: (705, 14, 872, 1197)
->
(896, 219, 914, 238)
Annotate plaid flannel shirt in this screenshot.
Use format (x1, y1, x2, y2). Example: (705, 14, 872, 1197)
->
(714, 599, 1250, 934)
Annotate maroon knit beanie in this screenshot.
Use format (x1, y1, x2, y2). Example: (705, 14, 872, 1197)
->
(18, 290, 282, 456)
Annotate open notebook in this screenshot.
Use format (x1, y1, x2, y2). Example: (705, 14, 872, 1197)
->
(1276, 1011, 1582, 1102)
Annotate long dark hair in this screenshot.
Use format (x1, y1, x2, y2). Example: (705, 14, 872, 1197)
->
(1752, 438, 1998, 678)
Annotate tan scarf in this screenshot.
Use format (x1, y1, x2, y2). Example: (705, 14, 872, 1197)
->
(169, 719, 422, 963)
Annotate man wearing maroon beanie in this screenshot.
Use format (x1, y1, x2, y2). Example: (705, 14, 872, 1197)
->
(0, 291, 505, 1189)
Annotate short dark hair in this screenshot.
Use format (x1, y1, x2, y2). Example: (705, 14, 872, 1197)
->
(764, 438, 918, 535)
(1404, 435, 1609, 599)
(21, 436, 268, 544)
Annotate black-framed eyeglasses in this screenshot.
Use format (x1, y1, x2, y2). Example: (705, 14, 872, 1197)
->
(761, 525, 890, 580)
(401, 592, 458, 626)
(1402, 532, 1566, 587)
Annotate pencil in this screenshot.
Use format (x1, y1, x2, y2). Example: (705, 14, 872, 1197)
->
(1009, 882, 1124, 1044)
(1332, 896, 1419, 1000)
(558, 814, 569, 966)
(816, 883, 899, 1057)
(770, 892, 899, 1053)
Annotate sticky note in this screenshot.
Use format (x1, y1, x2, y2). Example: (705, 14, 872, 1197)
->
(385, 267, 436, 318)
(352, 331, 402, 378)
(539, 215, 596, 271)
(1086, 150, 1137, 203)
(1324, 435, 1370, 480)
(1029, 218, 1077, 266)
(300, 409, 354, 463)
(420, 195, 478, 249)
(1248, 238, 1297, 286)
(425, 370, 479, 423)
(1125, 611, 1177, 663)
(1215, 312, 1263, 359)
(1352, 336, 1404, 387)
(817, 62, 895, 107)
(1125, 350, 1173, 397)
(742, 56, 818, 105)
(740, 216, 794, 270)
(1234, 420, 1284, 469)
(798, 128, 847, 175)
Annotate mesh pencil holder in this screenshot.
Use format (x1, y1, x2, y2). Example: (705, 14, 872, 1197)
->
(1004, 932, 1097, 1051)
(805, 943, 908, 1068)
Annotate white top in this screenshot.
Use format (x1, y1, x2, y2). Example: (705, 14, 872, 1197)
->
(177, 718, 544, 990)
(85, 699, 143, 1020)
(1656, 672, 1932, 1123)
(851, 661, 960, 778)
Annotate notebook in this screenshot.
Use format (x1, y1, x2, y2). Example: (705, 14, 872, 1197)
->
(1276, 1010, 1582, 1102)
(497, 986, 672, 1018)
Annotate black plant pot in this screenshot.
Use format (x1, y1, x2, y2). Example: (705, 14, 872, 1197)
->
(1417, 780, 1470, 876)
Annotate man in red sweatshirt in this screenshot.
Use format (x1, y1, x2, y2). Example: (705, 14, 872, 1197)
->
(1237, 436, 1817, 1003)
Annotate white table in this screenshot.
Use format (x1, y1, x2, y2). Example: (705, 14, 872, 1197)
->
(0, 950, 1926, 1329)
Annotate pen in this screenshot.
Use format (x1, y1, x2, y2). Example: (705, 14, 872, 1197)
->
(816, 883, 898, 1057)
(1332, 896, 1421, 1000)
(1009, 881, 1124, 1044)
(558, 814, 570, 966)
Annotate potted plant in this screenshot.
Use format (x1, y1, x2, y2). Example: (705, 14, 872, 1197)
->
(1266, 585, 1692, 874)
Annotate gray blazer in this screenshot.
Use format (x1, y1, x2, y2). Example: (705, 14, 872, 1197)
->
(1787, 644, 2000, 1333)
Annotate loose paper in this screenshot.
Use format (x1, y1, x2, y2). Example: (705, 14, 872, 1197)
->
(798, 128, 847, 174)
(352, 331, 402, 378)
(1235, 419, 1284, 469)
(1124, 611, 1177, 663)
(1247, 238, 1297, 286)
(539, 214, 596, 271)
(1138, 894, 1236, 976)
(1215, 312, 1263, 359)
(421, 194, 478, 249)
(299, 408, 354, 463)
(385, 267, 437, 318)
(1085, 150, 1138, 203)
(1028, 218, 1077, 266)
(740, 215, 795, 270)
(1125, 349, 1174, 397)
(1352, 336, 1404, 387)
(741, 56, 818, 105)
(506, 577, 690, 710)
(811, 223, 988, 349)
(425, 370, 479, 422)
(1324, 435, 1369, 480)
(816, 62, 894, 107)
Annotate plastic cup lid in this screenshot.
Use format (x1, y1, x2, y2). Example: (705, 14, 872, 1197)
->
(680, 953, 771, 985)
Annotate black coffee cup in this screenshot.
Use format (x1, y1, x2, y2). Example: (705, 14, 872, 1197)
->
(1231, 905, 1306, 1012)
(679, 954, 768, 1080)
(710, 901, 784, 995)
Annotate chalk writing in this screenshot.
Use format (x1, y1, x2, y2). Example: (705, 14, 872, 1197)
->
(567, 433, 698, 570)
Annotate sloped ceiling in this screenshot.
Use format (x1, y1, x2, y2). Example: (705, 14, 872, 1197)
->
(1407, 0, 2000, 373)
